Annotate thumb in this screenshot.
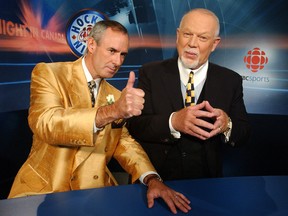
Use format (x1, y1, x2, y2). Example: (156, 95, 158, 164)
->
(147, 196, 155, 209)
(125, 71, 135, 89)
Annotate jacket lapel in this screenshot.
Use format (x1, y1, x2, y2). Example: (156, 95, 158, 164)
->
(198, 63, 216, 103)
(161, 59, 184, 110)
(69, 58, 96, 173)
(94, 80, 109, 108)
(69, 58, 92, 108)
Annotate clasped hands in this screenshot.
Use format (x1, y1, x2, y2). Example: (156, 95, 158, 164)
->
(172, 100, 230, 140)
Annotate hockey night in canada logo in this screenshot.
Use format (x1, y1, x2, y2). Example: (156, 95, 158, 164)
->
(66, 9, 107, 57)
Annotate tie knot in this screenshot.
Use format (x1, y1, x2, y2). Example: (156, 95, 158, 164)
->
(88, 80, 96, 89)
(189, 71, 194, 78)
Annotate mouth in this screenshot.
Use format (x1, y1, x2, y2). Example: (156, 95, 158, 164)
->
(185, 50, 198, 59)
(106, 66, 118, 76)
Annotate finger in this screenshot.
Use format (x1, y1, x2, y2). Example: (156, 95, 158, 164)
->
(147, 194, 155, 209)
(163, 197, 177, 214)
(186, 125, 211, 139)
(189, 101, 206, 110)
(203, 101, 218, 117)
(192, 132, 209, 140)
(189, 108, 215, 119)
(173, 195, 191, 212)
(208, 127, 222, 137)
(194, 117, 215, 130)
(204, 100, 214, 111)
(176, 193, 191, 205)
(125, 71, 135, 89)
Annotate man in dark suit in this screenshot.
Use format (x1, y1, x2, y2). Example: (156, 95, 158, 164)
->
(127, 8, 251, 180)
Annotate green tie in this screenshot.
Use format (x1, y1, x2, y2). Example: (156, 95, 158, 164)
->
(185, 71, 195, 107)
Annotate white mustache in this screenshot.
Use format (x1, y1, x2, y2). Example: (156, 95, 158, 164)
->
(185, 49, 199, 56)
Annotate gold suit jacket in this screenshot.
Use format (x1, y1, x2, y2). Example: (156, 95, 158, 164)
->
(8, 58, 155, 198)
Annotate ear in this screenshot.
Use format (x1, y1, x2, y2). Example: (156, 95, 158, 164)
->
(176, 28, 180, 43)
(87, 37, 96, 53)
(211, 37, 221, 52)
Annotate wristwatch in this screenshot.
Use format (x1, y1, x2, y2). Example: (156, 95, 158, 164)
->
(226, 117, 232, 131)
(145, 174, 163, 186)
(224, 117, 232, 134)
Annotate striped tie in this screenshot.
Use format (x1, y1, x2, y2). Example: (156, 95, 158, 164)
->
(185, 71, 195, 107)
(88, 80, 96, 107)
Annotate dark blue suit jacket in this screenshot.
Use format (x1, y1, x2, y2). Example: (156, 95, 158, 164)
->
(127, 58, 251, 180)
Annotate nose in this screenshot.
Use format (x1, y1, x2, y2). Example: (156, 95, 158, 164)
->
(112, 53, 122, 67)
(188, 35, 198, 47)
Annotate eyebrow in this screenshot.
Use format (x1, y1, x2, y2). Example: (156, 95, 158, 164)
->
(109, 47, 128, 55)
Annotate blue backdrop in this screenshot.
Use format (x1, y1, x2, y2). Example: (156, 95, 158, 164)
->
(0, 0, 287, 115)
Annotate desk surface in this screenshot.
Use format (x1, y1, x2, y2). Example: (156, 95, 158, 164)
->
(1, 176, 288, 216)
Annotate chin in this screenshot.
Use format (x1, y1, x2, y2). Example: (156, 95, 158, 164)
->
(182, 59, 199, 69)
(109, 72, 117, 78)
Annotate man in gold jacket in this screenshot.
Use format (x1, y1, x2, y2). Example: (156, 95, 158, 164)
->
(8, 20, 191, 214)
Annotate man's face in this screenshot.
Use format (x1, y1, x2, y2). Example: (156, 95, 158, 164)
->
(88, 28, 129, 79)
(176, 11, 220, 69)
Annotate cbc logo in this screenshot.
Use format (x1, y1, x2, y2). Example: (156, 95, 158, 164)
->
(66, 9, 107, 57)
(243, 47, 268, 73)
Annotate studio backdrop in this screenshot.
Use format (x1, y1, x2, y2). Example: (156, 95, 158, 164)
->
(0, 0, 287, 115)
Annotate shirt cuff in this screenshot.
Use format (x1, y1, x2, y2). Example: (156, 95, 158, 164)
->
(139, 171, 159, 185)
(93, 122, 103, 133)
(169, 112, 181, 139)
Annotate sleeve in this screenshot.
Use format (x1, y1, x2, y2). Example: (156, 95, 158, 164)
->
(226, 76, 251, 147)
(112, 127, 157, 183)
(28, 63, 97, 147)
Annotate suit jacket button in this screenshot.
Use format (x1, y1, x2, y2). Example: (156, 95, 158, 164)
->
(181, 152, 187, 157)
(93, 175, 98, 180)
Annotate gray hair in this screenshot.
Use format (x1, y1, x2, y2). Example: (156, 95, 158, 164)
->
(84, 20, 128, 55)
(179, 8, 220, 37)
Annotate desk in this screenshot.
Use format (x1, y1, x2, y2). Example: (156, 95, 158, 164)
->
(0, 176, 287, 216)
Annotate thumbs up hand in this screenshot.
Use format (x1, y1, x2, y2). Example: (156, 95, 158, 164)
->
(95, 71, 145, 128)
(114, 71, 145, 119)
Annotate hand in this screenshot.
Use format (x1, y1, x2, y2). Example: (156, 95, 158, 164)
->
(146, 179, 191, 214)
(172, 101, 215, 140)
(114, 71, 145, 118)
(95, 71, 145, 127)
(204, 101, 230, 137)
